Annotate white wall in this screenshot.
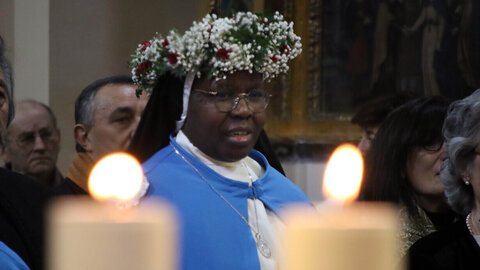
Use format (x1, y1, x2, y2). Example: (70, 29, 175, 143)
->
(14, 0, 50, 103)
(0, 0, 14, 60)
(48, 0, 200, 173)
(283, 160, 326, 201)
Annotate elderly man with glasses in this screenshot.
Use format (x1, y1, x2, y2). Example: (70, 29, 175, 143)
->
(1, 100, 63, 187)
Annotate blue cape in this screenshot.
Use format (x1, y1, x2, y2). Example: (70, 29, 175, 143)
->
(143, 137, 311, 270)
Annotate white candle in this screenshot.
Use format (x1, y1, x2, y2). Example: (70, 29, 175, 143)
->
(48, 153, 177, 270)
(280, 144, 403, 270)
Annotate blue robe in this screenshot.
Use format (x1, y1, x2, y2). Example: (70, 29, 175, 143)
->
(143, 137, 311, 270)
(0, 242, 30, 270)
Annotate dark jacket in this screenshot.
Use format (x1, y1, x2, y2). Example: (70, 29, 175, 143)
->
(409, 218, 480, 270)
(53, 177, 88, 196)
(0, 168, 53, 270)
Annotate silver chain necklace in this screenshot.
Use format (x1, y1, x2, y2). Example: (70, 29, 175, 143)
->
(171, 143, 272, 258)
(241, 162, 272, 258)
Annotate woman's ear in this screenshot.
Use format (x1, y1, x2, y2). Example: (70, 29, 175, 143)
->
(461, 164, 472, 185)
(462, 174, 471, 185)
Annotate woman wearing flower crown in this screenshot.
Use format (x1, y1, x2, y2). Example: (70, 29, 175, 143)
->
(128, 12, 311, 270)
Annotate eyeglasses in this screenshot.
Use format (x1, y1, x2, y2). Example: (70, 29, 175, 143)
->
(13, 128, 59, 150)
(193, 89, 272, 113)
(422, 141, 444, 152)
(0, 87, 8, 108)
(0, 94, 6, 108)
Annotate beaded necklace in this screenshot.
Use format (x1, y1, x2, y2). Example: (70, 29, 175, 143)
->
(466, 212, 479, 235)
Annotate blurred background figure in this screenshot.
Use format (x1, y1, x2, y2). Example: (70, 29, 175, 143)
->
(1, 100, 62, 187)
(403, 0, 446, 96)
(55, 75, 148, 195)
(351, 92, 414, 156)
(0, 35, 52, 270)
(358, 96, 459, 256)
(409, 89, 480, 269)
(0, 41, 14, 141)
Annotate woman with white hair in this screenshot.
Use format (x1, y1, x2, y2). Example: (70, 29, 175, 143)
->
(409, 89, 480, 269)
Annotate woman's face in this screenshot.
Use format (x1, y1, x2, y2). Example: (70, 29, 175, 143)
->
(406, 143, 447, 204)
(182, 71, 267, 162)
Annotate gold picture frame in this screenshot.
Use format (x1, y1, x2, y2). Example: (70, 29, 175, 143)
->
(265, 0, 361, 144)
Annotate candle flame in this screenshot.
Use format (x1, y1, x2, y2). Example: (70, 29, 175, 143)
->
(89, 152, 143, 202)
(323, 144, 363, 203)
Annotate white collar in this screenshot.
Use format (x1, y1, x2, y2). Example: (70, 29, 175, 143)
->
(175, 130, 264, 182)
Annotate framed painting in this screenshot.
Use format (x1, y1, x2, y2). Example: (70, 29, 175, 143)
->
(264, 0, 362, 145)
(200, 0, 480, 147)
(200, 0, 264, 16)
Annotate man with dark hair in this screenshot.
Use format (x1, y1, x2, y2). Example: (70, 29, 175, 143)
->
(56, 75, 148, 194)
(351, 93, 413, 156)
(2, 100, 63, 187)
(0, 35, 52, 270)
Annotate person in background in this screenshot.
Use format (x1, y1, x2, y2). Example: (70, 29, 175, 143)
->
(409, 89, 480, 269)
(0, 35, 52, 270)
(1, 100, 62, 187)
(358, 96, 459, 256)
(55, 75, 148, 195)
(351, 92, 414, 156)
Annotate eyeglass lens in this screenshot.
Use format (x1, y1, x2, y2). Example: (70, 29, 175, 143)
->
(15, 129, 59, 148)
(214, 91, 270, 113)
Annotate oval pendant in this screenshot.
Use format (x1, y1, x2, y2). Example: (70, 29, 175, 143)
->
(256, 234, 272, 258)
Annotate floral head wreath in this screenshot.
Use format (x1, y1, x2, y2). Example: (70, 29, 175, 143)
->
(130, 11, 302, 131)
(130, 11, 302, 95)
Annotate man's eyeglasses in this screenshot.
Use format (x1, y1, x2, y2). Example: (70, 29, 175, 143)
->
(13, 128, 59, 149)
(193, 89, 272, 113)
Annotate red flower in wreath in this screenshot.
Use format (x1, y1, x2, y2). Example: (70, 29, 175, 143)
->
(271, 55, 278, 63)
(162, 38, 169, 48)
(279, 44, 290, 56)
(168, 52, 178, 64)
(216, 48, 232, 60)
(137, 61, 152, 74)
(140, 41, 151, 52)
(259, 17, 269, 25)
